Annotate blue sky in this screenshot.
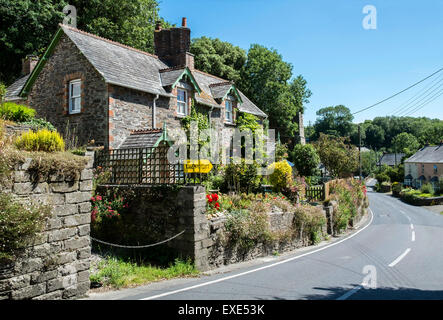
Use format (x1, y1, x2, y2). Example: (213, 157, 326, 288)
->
(159, 0, 443, 124)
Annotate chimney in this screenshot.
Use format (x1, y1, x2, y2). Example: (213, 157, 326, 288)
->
(154, 17, 194, 69)
(22, 55, 39, 75)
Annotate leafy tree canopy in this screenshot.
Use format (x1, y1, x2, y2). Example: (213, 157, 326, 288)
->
(290, 143, 320, 177)
(392, 132, 420, 156)
(190, 36, 246, 84)
(313, 105, 354, 139)
(314, 133, 358, 178)
(0, 0, 168, 83)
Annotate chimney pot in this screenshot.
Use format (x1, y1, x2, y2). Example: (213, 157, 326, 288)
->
(155, 21, 162, 31)
(182, 17, 187, 28)
(22, 54, 39, 75)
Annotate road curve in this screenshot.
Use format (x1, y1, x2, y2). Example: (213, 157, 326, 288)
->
(87, 187, 443, 300)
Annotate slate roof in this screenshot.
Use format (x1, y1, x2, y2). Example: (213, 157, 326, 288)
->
(5, 75, 30, 100)
(61, 25, 172, 97)
(405, 145, 443, 164)
(209, 82, 233, 99)
(159, 67, 187, 87)
(193, 70, 267, 117)
(377, 153, 405, 166)
(118, 129, 163, 149)
(16, 24, 267, 118)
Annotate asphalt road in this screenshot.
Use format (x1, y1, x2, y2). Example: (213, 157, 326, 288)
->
(87, 185, 443, 300)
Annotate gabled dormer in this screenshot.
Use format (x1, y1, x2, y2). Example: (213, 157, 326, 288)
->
(209, 82, 243, 124)
(159, 66, 201, 117)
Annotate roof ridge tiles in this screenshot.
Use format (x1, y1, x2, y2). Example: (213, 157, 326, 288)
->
(209, 81, 233, 87)
(59, 23, 159, 59)
(159, 65, 187, 73)
(193, 69, 229, 82)
(130, 128, 163, 135)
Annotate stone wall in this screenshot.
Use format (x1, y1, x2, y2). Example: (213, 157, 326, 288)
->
(0, 152, 94, 300)
(94, 185, 367, 272)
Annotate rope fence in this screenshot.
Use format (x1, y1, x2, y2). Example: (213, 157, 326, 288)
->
(90, 229, 186, 249)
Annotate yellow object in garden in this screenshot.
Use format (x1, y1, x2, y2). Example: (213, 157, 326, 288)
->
(14, 129, 65, 152)
(268, 161, 293, 192)
(184, 159, 213, 173)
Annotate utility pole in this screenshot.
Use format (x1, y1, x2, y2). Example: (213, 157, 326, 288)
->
(358, 124, 362, 180)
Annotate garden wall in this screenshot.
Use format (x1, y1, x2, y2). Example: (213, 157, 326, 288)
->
(94, 185, 368, 272)
(0, 152, 93, 300)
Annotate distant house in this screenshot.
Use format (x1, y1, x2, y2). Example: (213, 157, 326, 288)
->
(5, 18, 267, 151)
(404, 144, 443, 189)
(377, 153, 405, 167)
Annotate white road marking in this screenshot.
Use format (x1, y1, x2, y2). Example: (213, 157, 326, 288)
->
(140, 209, 375, 300)
(388, 248, 411, 267)
(336, 285, 363, 300)
(411, 231, 415, 242)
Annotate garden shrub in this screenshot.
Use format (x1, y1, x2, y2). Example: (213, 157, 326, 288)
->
(0, 193, 51, 261)
(222, 160, 261, 193)
(15, 129, 65, 152)
(420, 183, 434, 195)
(293, 205, 326, 245)
(224, 210, 272, 250)
(22, 118, 56, 131)
(0, 102, 36, 122)
(268, 161, 293, 193)
(375, 172, 390, 183)
(329, 179, 366, 234)
(392, 182, 402, 196)
(202, 174, 224, 192)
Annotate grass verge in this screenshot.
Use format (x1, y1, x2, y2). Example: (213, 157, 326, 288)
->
(90, 256, 199, 289)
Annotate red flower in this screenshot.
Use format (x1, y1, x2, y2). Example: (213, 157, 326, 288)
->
(90, 196, 95, 202)
(96, 195, 102, 201)
(211, 193, 219, 201)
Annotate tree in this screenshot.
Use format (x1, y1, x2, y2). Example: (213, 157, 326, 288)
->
(190, 37, 246, 83)
(291, 144, 320, 177)
(392, 132, 419, 156)
(0, 0, 67, 83)
(240, 44, 309, 148)
(314, 134, 358, 178)
(0, 0, 167, 83)
(313, 105, 354, 139)
(364, 124, 385, 149)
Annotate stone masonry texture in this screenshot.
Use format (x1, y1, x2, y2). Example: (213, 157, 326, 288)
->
(96, 184, 367, 272)
(0, 152, 94, 300)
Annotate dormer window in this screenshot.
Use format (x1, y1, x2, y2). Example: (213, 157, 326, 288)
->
(225, 99, 233, 123)
(68, 79, 81, 114)
(177, 88, 188, 116)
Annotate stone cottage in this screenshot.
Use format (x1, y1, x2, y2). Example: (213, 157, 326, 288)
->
(5, 18, 267, 151)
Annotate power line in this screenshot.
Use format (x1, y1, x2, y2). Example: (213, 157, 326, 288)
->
(352, 67, 443, 115)
(403, 87, 443, 116)
(396, 79, 443, 116)
(390, 72, 443, 115)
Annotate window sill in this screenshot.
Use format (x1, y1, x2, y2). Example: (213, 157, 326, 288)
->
(175, 114, 187, 119)
(224, 121, 236, 127)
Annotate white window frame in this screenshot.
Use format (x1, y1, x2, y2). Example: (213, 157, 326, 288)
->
(225, 99, 233, 123)
(177, 88, 188, 116)
(68, 79, 81, 114)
